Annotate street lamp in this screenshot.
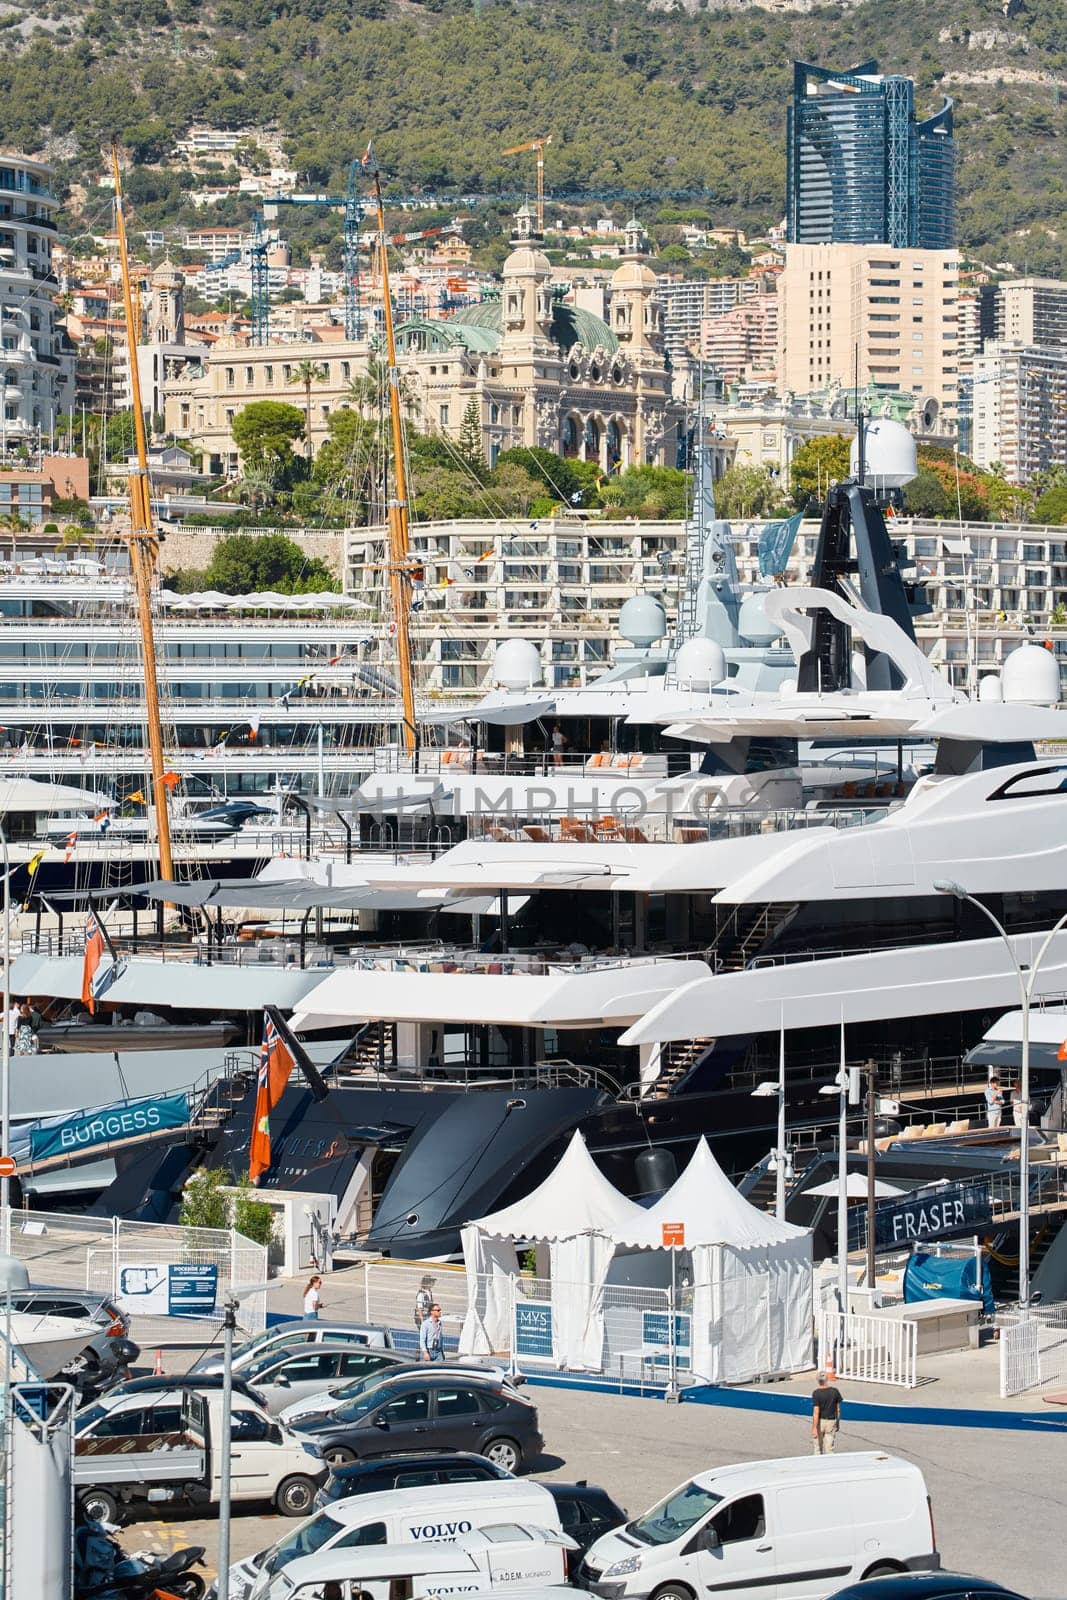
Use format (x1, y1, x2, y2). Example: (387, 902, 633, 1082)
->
(1, 821, 10, 1257)
(819, 1016, 852, 1313)
(751, 1014, 790, 1220)
(934, 878, 1067, 1308)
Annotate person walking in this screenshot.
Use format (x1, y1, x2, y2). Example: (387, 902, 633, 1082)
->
(811, 1371, 843, 1454)
(419, 1301, 445, 1363)
(414, 1277, 433, 1331)
(303, 1274, 323, 1319)
(985, 1076, 1004, 1129)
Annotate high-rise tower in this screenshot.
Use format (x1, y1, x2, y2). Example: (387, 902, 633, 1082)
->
(787, 61, 955, 250)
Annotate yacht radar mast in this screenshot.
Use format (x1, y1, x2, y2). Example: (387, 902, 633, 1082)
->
(110, 143, 174, 880)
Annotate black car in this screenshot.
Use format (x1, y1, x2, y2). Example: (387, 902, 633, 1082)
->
(86, 1372, 270, 1410)
(292, 1371, 543, 1474)
(827, 1577, 1028, 1600)
(548, 1482, 627, 1555)
(314, 1449, 514, 1509)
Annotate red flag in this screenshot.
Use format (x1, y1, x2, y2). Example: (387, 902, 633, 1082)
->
(249, 1012, 295, 1182)
(1059, 1040, 1067, 1062)
(81, 910, 106, 1014)
(64, 829, 78, 863)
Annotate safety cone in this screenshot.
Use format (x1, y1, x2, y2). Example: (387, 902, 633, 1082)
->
(825, 1354, 836, 1382)
(154, 1348, 164, 1376)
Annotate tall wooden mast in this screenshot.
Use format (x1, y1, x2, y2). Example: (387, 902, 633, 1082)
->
(110, 144, 174, 878)
(369, 161, 418, 754)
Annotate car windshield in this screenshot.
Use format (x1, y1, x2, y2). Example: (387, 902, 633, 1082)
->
(333, 1388, 395, 1423)
(242, 1350, 292, 1380)
(264, 1511, 343, 1575)
(74, 1402, 109, 1434)
(628, 1482, 722, 1546)
(332, 1372, 406, 1409)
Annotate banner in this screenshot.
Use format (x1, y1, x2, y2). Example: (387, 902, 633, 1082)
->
(757, 511, 804, 578)
(115, 1262, 219, 1319)
(514, 1301, 553, 1360)
(848, 1179, 993, 1254)
(28, 1093, 190, 1162)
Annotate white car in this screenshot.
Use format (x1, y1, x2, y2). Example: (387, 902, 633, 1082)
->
(191, 1319, 394, 1378)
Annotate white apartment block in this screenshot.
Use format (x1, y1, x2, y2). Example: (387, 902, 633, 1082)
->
(0, 152, 74, 442)
(971, 342, 1067, 484)
(996, 277, 1067, 348)
(344, 514, 1067, 696)
(778, 243, 961, 429)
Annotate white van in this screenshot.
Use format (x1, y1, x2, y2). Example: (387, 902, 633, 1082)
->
(581, 1454, 938, 1600)
(233, 1478, 565, 1600)
(254, 1534, 580, 1600)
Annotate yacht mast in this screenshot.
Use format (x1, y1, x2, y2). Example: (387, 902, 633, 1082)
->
(110, 144, 174, 878)
(368, 158, 417, 754)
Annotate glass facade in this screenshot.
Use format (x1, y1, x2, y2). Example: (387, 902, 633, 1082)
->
(787, 61, 955, 249)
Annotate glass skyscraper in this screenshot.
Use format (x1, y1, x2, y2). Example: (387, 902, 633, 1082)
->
(787, 61, 955, 249)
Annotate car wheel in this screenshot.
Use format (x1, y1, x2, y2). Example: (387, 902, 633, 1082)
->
(276, 1475, 318, 1517)
(862, 1565, 903, 1580)
(483, 1436, 522, 1472)
(324, 1445, 356, 1467)
(650, 1585, 696, 1600)
(79, 1488, 120, 1526)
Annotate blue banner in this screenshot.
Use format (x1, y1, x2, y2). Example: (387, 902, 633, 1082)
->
(168, 1263, 219, 1318)
(514, 1302, 553, 1359)
(848, 1180, 993, 1254)
(757, 512, 803, 578)
(29, 1093, 190, 1162)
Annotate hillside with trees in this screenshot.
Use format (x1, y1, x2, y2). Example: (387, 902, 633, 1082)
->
(6, 0, 1067, 272)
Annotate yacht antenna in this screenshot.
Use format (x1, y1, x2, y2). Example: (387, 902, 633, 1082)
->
(367, 150, 417, 754)
(110, 143, 174, 880)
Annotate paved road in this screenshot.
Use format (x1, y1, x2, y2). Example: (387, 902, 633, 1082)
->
(120, 1379, 1065, 1596)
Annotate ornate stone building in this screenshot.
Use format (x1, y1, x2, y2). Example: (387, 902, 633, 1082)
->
(162, 208, 682, 473)
(393, 209, 682, 469)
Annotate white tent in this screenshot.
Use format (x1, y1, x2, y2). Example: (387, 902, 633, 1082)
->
(460, 1132, 650, 1370)
(459, 1132, 814, 1381)
(644, 1138, 813, 1382)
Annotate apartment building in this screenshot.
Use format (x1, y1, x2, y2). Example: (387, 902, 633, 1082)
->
(777, 242, 961, 427)
(0, 152, 74, 442)
(701, 293, 778, 384)
(971, 342, 1067, 484)
(995, 277, 1067, 348)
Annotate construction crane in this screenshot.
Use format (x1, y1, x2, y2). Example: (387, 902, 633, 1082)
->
(263, 160, 366, 340)
(501, 135, 552, 233)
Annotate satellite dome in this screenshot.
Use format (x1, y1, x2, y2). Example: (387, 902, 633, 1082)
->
(675, 636, 726, 690)
(737, 591, 784, 646)
(1002, 642, 1061, 707)
(492, 638, 543, 691)
(0, 1255, 29, 1293)
(978, 673, 1003, 703)
(619, 593, 667, 647)
(851, 418, 917, 489)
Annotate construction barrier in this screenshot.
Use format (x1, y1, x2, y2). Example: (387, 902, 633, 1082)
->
(817, 1308, 918, 1388)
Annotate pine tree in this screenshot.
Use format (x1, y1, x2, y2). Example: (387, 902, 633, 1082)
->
(457, 398, 488, 481)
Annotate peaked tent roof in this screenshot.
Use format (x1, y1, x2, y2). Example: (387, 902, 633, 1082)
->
(645, 1136, 810, 1249)
(470, 1130, 651, 1246)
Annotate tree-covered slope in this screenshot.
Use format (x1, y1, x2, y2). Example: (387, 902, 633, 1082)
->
(5, 0, 1067, 268)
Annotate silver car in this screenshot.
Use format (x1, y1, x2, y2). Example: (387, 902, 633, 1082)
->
(236, 1344, 399, 1415)
(191, 1319, 394, 1378)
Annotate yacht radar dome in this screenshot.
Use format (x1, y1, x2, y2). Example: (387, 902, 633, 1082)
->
(737, 591, 784, 647)
(1002, 641, 1061, 706)
(618, 592, 667, 647)
(978, 673, 1003, 702)
(674, 636, 726, 689)
(492, 637, 543, 690)
(850, 418, 917, 489)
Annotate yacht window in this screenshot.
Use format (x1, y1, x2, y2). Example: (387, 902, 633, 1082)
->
(988, 767, 1067, 800)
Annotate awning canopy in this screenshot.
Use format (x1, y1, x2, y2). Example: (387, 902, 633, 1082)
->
(471, 1130, 652, 1245)
(965, 1007, 1067, 1072)
(645, 1137, 809, 1247)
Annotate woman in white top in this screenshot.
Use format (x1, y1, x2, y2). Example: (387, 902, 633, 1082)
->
(303, 1275, 323, 1319)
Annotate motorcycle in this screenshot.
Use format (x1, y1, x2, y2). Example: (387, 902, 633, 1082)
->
(75, 1518, 207, 1600)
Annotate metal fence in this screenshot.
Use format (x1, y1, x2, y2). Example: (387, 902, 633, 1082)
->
(817, 1308, 918, 1388)
(998, 1300, 1067, 1397)
(6, 1207, 267, 1349)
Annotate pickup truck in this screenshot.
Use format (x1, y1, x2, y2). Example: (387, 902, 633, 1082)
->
(75, 1389, 327, 1524)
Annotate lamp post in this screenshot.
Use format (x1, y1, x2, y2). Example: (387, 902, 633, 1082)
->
(751, 1012, 790, 1221)
(1, 822, 10, 1257)
(819, 1017, 851, 1313)
(934, 880, 1067, 1308)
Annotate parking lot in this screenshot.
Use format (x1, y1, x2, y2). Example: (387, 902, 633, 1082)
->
(118, 1375, 1067, 1598)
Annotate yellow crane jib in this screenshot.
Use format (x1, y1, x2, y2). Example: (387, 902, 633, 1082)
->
(501, 135, 552, 233)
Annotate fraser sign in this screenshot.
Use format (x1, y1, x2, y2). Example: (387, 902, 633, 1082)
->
(848, 1180, 993, 1253)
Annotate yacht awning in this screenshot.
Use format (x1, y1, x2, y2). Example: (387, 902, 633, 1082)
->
(964, 1008, 1067, 1072)
(291, 958, 708, 1033)
(0, 778, 113, 813)
(10, 953, 324, 1012)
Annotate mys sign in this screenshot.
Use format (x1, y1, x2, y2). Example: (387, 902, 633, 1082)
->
(848, 1180, 993, 1254)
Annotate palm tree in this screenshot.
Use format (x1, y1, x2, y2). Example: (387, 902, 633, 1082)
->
(236, 465, 277, 518)
(288, 360, 328, 461)
(348, 358, 419, 424)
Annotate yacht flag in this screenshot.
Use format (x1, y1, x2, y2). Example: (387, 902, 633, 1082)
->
(249, 1011, 296, 1182)
(81, 910, 111, 1014)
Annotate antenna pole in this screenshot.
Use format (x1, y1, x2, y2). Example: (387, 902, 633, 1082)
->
(110, 144, 174, 880)
(370, 160, 417, 754)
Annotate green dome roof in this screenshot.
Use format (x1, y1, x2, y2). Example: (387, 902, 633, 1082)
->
(443, 298, 619, 357)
